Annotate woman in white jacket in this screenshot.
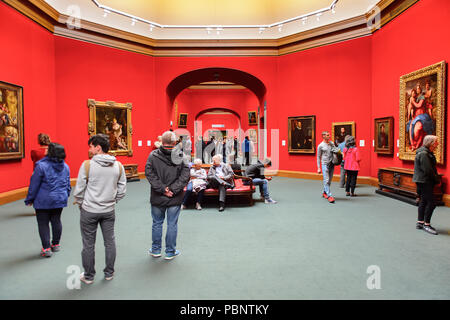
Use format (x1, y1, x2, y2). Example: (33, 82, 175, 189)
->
(181, 158, 207, 210)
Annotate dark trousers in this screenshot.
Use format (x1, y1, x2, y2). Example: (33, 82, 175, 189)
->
(243, 151, 250, 166)
(417, 182, 436, 224)
(35, 208, 63, 249)
(208, 177, 228, 203)
(80, 208, 116, 280)
(182, 181, 205, 205)
(345, 170, 358, 194)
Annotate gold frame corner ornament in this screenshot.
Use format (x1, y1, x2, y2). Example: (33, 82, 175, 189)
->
(398, 61, 446, 164)
(87, 99, 133, 157)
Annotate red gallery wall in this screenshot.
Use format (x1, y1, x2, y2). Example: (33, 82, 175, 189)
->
(371, 0, 450, 193)
(0, 2, 57, 193)
(2, 0, 450, 195)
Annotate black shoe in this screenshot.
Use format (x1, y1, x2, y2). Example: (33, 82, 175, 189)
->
(416, 222, 424, 229)
(219, 201, 225, 212)
(219, 206, 225, 212)
(423, 225, 438, 235)
(346, 192, 351, 196)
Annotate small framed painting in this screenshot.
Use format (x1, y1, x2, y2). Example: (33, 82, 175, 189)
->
(374, 117, 394, 155)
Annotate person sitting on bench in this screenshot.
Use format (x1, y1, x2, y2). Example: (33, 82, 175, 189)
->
(245, 158, 277, 204)
(207, 155, 234, 212)
(181, 158, 207, 211)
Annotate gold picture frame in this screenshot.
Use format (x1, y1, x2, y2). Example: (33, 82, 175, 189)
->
(288, 115, 316, 154)
(178, 113, 188, 128)
(248, 111, 257, 126)
(331, 121, 355, 146)
(374, 117, 394, 155)
(399, 61, 446, 164)
(88, 99, 133, 157)
(0, 81, 24, 160)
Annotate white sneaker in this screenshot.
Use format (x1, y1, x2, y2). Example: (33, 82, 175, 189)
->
(265, 198, 277, 204)
(195, 203, 202, 210)
(181, 205, 186, 210)
(105, 274, 114, 281)
(80, 273, 94, 284)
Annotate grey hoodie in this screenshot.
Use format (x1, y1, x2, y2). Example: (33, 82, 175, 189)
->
(73, 154, 127, 213)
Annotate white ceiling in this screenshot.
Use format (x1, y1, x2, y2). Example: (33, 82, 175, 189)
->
(45, 0, 380, 40)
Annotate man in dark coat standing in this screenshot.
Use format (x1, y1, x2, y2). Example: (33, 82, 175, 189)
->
(145, 131, 190, 259)
(412, 135, 440, 235)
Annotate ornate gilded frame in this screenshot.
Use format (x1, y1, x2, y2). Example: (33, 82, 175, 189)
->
(374, 116, 394, 155)
(248, 111, 257, 126)
(88, 99, 133, 156)
(288, 115, 316, 154)
(0, 81, 24, 160)
(178, 113, 188, 128)
(331, 121, 355, 146)
(399, 61, 446, 164)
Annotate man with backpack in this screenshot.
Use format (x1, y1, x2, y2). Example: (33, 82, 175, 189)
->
(317, 131, 341, 203)
(73, 134, 127, 284)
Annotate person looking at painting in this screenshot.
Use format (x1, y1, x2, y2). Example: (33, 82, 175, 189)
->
(24, 143, 71, 258)
(343, 136, 361, 197)
(338, 136, 347, 188)
(154, 135, 162, 150)
(412, 135, 440, 235)
(317, 131, 336, 203)
(406, 82, 434, 151)
(245, 158, 277, 204)
(31, 133, 51, 169)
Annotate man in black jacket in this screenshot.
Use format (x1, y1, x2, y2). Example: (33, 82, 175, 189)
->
(412, 135, 440, 235)
(145, 131, 190, 259)
(245, 158, 277, 204)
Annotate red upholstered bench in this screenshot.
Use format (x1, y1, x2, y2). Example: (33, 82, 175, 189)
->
(184, 173, 256, 206)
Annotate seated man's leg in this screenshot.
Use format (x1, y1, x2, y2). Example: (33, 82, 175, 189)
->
(218, 184, 226, 207)
(252, 178, 269, 199)
(196, 189, 205, 205)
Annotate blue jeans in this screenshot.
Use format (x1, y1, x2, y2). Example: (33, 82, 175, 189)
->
(252, 178, 269, 199)
(322, 163, 334, 196)
(150, 205, 181, 254)
(182, 181, 205, 205)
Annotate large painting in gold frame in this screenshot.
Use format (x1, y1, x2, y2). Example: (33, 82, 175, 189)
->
(88, 99, 133, 156)
(399, 61, 446, 164)
(0, 81, 24, 160)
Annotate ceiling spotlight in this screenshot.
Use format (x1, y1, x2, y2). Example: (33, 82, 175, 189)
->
(259, 27, 265, 34)
(278, 24, 283, 32)
(149, 24, 154, 31)
(332, 7, 336, 14)
(103, 9, 110, 18)
(216, 27, 223, 35)
(131, 18, 137, 26)
(316, 13, 322, 21)
(206, 27, 213, 34)
(301, 17, 307, 25)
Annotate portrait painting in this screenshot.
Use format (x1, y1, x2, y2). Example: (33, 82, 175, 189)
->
(288, 116, 315, 154)
(88, 99, 133, 156)
(332, 121, 355, 147)
(374, 117, 394, 155)
(399, 61, 446, 164)
(178, 113, 188, 128)
(248, 111, 257, 126)
(0, 81, 24, 160)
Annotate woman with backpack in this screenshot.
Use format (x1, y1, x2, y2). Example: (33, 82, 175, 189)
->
(343, 136, 361, 197)
(25, 143, 71, 258)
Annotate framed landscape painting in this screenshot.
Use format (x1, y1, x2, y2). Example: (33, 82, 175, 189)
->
(399, 61, 446, 164)
(288, 115, 315, 154)
(88, 99, 133, 156)
(374, 117, 394, 155)
(0, 81, 24, 160)
(332, 121, 355, 146)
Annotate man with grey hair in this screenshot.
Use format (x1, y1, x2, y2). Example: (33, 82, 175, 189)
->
(245, 158, 277, 203)
(145, 131, 190, 259)
(412, 135, 440, 235)
(317, 131, 336, 203)
(208, 154, 234, 212)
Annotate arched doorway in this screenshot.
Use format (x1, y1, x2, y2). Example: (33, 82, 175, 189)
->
(167, 67, 267, 164)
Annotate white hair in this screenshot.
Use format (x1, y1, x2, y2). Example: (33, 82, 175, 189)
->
(422, 135, 437, 148)
(193, 158, 202, 165)
(212, 154, 222, 163)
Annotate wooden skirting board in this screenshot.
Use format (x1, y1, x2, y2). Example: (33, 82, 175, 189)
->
(3, 171, 449, 207)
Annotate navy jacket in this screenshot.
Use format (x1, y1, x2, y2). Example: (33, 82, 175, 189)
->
(25, 157, 71, 209)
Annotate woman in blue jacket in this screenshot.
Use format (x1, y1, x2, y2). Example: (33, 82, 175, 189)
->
(25, 143, 71, 257)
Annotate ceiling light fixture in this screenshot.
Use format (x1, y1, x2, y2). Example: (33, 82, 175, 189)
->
(278, 24, 283, 32)
(91, 0, 339, 33)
